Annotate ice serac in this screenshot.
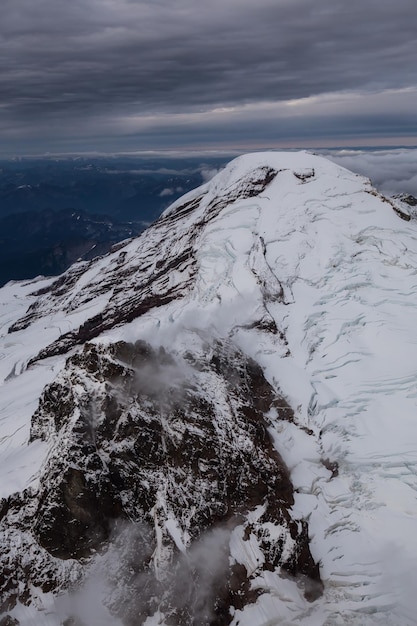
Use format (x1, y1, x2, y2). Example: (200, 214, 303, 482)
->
(1, 151, 417, 625)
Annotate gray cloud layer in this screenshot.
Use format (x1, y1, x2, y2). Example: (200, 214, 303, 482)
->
(323, 148, 417, 196)
(1, 0, 417, 153)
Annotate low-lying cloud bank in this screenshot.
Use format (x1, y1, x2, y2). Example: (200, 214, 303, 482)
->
(321, 148, 417, 197)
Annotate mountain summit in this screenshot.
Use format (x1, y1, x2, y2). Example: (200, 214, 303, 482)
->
(0, 152, 416, 625)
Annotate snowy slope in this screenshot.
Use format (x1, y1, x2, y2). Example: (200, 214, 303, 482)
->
(1, 151, 417, 625)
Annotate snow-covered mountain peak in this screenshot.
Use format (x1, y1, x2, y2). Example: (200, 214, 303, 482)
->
(1, 151, 417, 625)
(0, 150, 381, 369)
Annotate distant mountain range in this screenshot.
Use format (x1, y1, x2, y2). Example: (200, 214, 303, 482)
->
(0, 156, 229, 286)
(0, 207, 145, 286)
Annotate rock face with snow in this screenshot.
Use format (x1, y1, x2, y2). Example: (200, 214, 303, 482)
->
(1, 151, 417, 625)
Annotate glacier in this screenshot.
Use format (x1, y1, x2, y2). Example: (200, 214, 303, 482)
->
(0, 151, 417, 625)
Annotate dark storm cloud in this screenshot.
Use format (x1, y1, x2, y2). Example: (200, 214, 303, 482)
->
(1, 0, 417, 152)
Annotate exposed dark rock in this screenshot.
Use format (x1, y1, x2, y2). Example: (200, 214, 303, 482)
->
(0, 616, 20, 626)
(0, 162, 326, 622)
(34, 465, 124, 559)
(0, 488, 79, 614)
(321, 457, 339, 479)
(393, 193, 417, 207)
(392, 205, 411, 221)
(293, 168, 315, 182)
(0, 339, 321, 622)
(391, 193, 417, 221)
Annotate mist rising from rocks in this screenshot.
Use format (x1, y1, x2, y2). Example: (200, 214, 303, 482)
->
(55, 522, 231, 626)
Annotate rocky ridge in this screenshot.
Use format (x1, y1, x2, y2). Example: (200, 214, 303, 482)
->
(1, 151, 417, 625)
(1, 158, 321, 624)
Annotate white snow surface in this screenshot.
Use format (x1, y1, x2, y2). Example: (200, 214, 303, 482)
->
(1, 151, 417, 624)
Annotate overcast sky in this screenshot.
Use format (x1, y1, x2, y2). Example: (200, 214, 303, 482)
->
(1, 0, 417, 155)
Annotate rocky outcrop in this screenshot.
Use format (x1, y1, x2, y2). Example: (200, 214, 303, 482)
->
(0, 339, 321, 624)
